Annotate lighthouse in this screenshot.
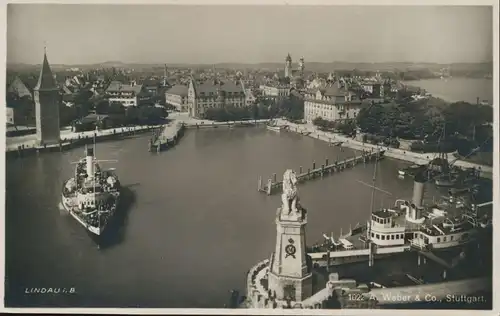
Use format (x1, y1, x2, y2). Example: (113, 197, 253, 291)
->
(267, 169, 313, 302)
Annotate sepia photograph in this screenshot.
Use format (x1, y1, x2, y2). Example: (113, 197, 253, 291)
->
(2, 1, 497, 312)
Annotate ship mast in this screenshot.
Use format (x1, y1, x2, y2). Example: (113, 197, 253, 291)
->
(369, 150, 378, 215)
(94, 131, 99, 232)
(367, 147, 379, 267)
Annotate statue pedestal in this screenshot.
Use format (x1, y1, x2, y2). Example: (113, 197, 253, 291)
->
(268, 207, 312, 302)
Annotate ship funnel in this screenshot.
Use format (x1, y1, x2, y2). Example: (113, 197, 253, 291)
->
(86, 146, 94, 178)
(412, 173, 426, 208)
(86, 146, 94, 157)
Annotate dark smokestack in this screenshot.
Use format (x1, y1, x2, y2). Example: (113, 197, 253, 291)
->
(85, 145, 94, 157)
(412, 172, 426, 208)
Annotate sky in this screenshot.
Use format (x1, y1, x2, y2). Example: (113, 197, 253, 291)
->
(6, 4, 494, 65)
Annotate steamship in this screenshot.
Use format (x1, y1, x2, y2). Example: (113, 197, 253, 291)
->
(61, 145, 121, 236)
(307, 174, 490, 266)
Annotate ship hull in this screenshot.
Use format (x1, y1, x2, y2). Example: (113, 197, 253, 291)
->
(266, 125, 283, 132)
(61, 194, 103, 235)
(61, 181, 120, 237)
(309, 239, 473, 267)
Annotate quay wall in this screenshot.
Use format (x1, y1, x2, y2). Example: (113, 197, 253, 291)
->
(245, 259, 273, 309)
(6, 125, 159, 159)
(183, 119, 270, 129)
(280, 120, 493, 179)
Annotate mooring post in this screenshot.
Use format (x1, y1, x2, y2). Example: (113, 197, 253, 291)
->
(325, 158, 329, 166)
(273, 173, 277, 183)
(313, 161, 316, 170)
(267, 179, 272, 195)
(368, 243, 374, 267)
(299, 166, 303, 174)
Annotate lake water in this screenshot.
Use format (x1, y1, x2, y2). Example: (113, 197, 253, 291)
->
(5, 127, 446, 308)
(404, 78, 494, 104)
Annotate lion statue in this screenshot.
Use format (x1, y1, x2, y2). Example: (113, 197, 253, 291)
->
(281, 169, 300, 215)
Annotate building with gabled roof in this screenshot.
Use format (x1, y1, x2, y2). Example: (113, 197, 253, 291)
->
(34, 50, 61, 145)
(303, 81, 368, 123)
(7, 76, 38, 99)
(187, 77, 246, 118)
(165, 84, 189, 112)
(105, 81, 145, 107)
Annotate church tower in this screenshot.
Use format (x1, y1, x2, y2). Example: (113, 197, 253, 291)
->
(284, 53, 292, 78)
(163, 64, 168, 87)
(34, 49, 60, 146)
(268, 170, 313, 303)
(298, 57, 305, 77)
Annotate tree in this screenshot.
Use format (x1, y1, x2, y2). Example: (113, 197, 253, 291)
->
(137, 106, 166, 124)
(356, 103, 385, 134)
(73, 89, 93, 109)
(108, 102, 125, 115)
(203, 106, 253, 122)
(125, 106, 139, 125)
(336, 120, 356, 136)
(277, 95, 304, 121)
(442, 102, 492, 139)
(95, 99, 110, 114)
(312, 117, 326, 128)
(60, 103, 78, 127)
(251, 102, 259, 120)
(8, 94, 36, 125)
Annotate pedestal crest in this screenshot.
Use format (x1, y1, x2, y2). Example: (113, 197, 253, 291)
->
(268, 169, 312, 302)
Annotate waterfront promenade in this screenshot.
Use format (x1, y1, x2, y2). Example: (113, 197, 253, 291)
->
(275, 119, 493, 178)
(168, 111, 270, 128)
(5, 112, 270, 154)
(6, 125, 160, 152)
(6, 112, 491, 178)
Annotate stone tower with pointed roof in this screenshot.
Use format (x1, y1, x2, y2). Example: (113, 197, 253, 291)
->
(34, 51, 60, 146)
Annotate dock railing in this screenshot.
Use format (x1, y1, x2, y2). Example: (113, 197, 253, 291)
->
(257, 150, 384, 195)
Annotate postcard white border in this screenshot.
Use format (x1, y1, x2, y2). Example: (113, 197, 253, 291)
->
(0, 0, 498, 315)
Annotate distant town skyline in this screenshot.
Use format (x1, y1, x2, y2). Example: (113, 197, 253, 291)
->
(7, 5, 494, 65)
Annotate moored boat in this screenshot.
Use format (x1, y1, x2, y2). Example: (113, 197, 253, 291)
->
(398, 164, 426, 177)
(308, 173, 490, 267)
(266, 125, 284, 132)
(434, 172, 460, 187)
(266, 119, 285, 132)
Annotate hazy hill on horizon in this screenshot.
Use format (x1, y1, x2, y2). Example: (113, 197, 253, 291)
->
(6, 60, 493, 74)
